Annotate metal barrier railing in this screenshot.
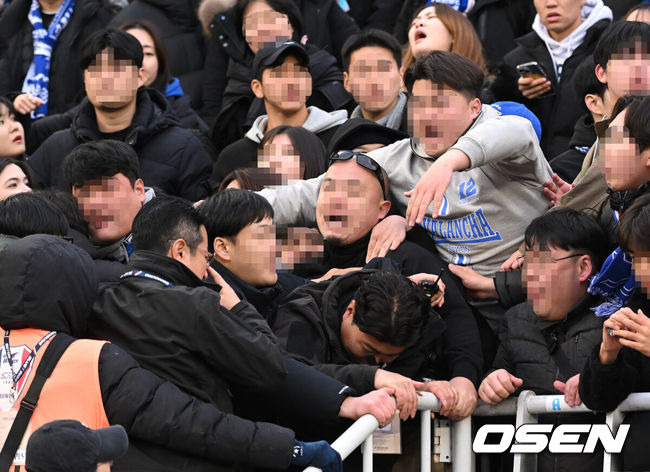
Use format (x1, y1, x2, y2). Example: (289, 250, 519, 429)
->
(304, 390, 650, 472)
(303, 391, 440, 472)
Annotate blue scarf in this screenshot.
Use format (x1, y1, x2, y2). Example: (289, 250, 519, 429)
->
(588, 247, 636, 316)
(22, 0, 75, 120)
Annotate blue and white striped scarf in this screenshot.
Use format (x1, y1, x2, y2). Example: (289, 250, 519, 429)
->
(21, 0, 75, 120)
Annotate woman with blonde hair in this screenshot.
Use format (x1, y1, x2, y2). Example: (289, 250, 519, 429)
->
(402, 3, 487, 75)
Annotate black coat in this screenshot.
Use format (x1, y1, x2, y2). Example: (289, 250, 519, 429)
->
(272, 266, 448, 393)
(549, 113, 597, 183)
(0, 0, 114, 116)
(294, 233, 483, 386)
(28, 88, 213, 201)
(491, 19, 610, 160)
(87, 250, 288, 411)
(345, 0, 403, 33)
(0, 234, 295, 472)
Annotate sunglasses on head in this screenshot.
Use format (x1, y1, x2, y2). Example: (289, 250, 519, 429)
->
(328, 150, 389, 200)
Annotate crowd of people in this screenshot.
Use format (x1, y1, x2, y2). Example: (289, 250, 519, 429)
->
(0, 0, 650, 471)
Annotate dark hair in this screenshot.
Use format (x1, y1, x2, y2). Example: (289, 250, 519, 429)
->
(608, 95, 650, 153)
(0, 96, 18, 118)
(353, 272, 430, 347)
(524, 208, 609, 273)
(572, 55, 606, 108)
(218, 168, 264, 192)
(593, 21, 650, 69)
(0, 159, 33, 187)
(618, 192, 650, 253)
(37, 189, 89, 235)
(198, 189, 273, 251)
(132, 195, 205, 255)
(341, 29, 402, 72)
(63, 140, 141, 188)
(118, 20, 170, 93)
(79, 29, 144, 70)
(625, 2, 650, 21)
(0, 192, 69, 237)
(403, 4, 487, 74)
(259, 126, 326, 179)
(404, 50, 484, 100)
(237, 0, 304, 50)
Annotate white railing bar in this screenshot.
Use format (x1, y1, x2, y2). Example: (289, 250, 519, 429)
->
(613, 392, 650, 412)
(526, 395, 591, 415)
(421, 410, 431, 472)
(451, 416, 475, 472)
(473, 398, 518, 416)
(362, 434, 373, 472)
(303, 391, 441, 472)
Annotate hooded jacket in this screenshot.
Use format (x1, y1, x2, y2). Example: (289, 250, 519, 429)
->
(28, 88, 212, 201)
(0, 0, 114, 117)
(0, 235, 295, 472)
(272, 267, 448, 394)
(492, 2, 611, 160)
(210, 106, 347, 187)
(293, 233, 483, 387)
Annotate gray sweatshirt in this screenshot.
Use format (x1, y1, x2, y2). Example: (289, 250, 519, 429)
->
(259, 105, 553, 276)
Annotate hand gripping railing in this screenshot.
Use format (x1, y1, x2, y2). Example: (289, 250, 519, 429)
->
(303, 391, 441, 472)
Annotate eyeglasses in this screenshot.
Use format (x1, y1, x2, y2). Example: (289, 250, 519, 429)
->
(168, 239, 215, 265)
(519, 253, 586, 266)
(328, 151, 389, 200)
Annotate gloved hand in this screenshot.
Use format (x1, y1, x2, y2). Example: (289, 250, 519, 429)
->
(291, 440, 342, 472)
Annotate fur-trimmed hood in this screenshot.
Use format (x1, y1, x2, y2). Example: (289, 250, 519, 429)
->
(198, 0, 237, 35)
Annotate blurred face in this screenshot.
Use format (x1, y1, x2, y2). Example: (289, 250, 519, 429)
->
(126, 28, 158, 88)
(600, 110, 650, 191)
(255, 56, 312, 112)
(177, 226, 212, 281)
(0, 104, 25, 158)
(316, 159, 389, 246)
(523, 244, 591, 321)
(409, 80, 480, 158)
(534, 0, 585, 42)
(242, 0, 294, 54)
(84, 48, 142, 110)
(340, 303, 405, 364)
(277, 227, 324, 269)
(599, 41, 650, 102)
(630, 250, 650, 296)
(0, 164, 31, 200)
(258, 133, 302, 182)
(221, 216, 278, 287)
(408, 7, 453, 57)
(344, 46, 402, 115)
(72, 174, 146, 244)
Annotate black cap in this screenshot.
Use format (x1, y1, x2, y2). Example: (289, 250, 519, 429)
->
(327, 118, 409, 155)
(26, 420, 129, 472)
(252, 41, 310, 80)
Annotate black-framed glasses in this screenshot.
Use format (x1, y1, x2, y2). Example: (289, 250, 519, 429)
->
(168, 239, 215, 265)
(328, 150, 389, 200)
(519, 253, 586, 266)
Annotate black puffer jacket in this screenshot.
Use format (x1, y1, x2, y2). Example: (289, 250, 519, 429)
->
(28, 88, 212, 201)
(273, 265, 448, 394)
(491, 294, 604, 394)
(198, 0, 353, 146)
(0, 234, 295, 472)
(491, 18, 610, 160)
(0, 0, 114, 116)
(344, 0, 403, 33)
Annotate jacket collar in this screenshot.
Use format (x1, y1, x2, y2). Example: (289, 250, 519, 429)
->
(126, 250, 212, 289)
(71, 88, 178, 143)
(212, 261, 281, 308)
